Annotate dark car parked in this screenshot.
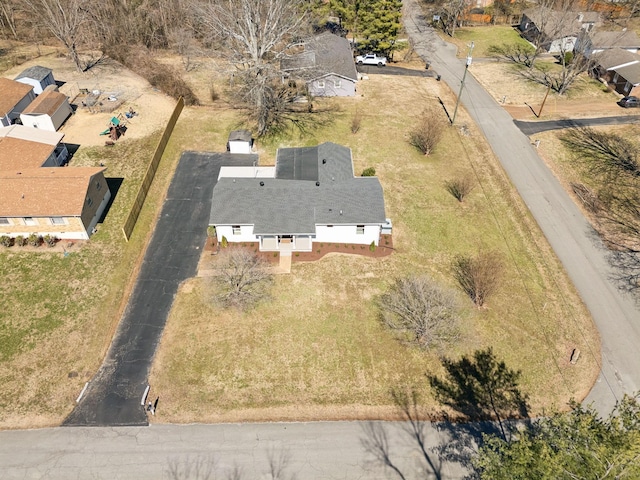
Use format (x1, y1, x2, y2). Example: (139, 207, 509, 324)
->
(618, 96, 640, 108)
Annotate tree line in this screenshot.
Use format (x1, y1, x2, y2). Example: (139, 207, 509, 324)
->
(1, 0, 402, 135)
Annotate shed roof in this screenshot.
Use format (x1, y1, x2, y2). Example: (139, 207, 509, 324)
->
(22, 90, 68, 116)
(228, 130, 252, 142)
(15, 65, 53, 82)
(210, 142, 385, 235)
(595, 47, 640, 70)
(0, 78, 33, 117)
(0, 137, 56, 171)
(0, 167, 105, 217)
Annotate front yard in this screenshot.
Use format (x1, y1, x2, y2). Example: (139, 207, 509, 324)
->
(148, 70, 600, 423)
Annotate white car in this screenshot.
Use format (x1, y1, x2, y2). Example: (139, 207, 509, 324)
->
(356, 53, 387, 67)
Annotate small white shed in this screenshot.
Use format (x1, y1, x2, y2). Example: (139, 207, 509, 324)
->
(227, 130, 253, 154)
(20, 90, 73, 131)
(15, 66, 55, 95)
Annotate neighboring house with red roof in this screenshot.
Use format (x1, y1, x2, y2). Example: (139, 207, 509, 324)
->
(0, 125, 68, 168)
(0, 78, 35, 127)
(0, 126, 110, 240)
(0, 168, 111, 240)
(20, 89, 73, 131)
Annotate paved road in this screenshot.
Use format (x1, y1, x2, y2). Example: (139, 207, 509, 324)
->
(0, 421, 481, 479)
(64, 152, 256, 426)
(514, 115, 640, 135)
(403, 0, 640, 415)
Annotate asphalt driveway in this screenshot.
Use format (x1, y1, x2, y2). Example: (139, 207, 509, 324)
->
(357, 64, 440, 78)
(64, 152, 255, 426)
(514, 115, 640, 135)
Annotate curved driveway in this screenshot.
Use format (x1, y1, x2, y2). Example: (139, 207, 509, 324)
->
(403, 0, 640, 415)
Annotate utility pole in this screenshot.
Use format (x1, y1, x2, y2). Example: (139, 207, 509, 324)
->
(452, 42, 474, 125)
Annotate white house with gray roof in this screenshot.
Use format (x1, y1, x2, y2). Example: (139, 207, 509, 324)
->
(281, 32, 358, 97)
(209, 142, 387, 252)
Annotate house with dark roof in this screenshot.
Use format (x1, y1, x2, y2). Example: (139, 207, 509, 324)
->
(576, 30, 640, 58)
(590, 47, 640, 95)
(519, 8, 599, 53)
(20, 89, 73, 131)
(14, 65, 55, 95)
(0, 78, 36, 127)
(209, 142, 388, 252)
(281, 32, 358, 97)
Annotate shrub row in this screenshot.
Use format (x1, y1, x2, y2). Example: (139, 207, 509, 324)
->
(0, 234, 58, 248)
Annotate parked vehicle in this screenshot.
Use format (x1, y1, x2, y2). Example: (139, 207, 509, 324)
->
(618, 96, 640, 108)
(356, 53, 387, 67)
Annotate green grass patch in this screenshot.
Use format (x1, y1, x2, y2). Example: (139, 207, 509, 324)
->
(441, 25, 531, 58)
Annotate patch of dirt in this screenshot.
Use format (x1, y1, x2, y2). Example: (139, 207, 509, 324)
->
(1, 54, 176, 147)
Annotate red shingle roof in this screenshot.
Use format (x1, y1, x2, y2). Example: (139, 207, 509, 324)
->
(0, 167, 106, 217)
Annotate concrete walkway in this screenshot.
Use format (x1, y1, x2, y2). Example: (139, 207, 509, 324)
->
(403, 0, 640, 415)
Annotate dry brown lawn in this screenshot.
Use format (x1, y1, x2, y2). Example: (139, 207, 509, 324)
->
(148, 68, 600, 424)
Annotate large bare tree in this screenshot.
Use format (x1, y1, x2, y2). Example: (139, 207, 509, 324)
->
(22, 0, 89, 71)
(195, 0, 310, 135)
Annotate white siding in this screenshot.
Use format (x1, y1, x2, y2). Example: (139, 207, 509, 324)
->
(85, 188, 112, 236)
(228, 140, 252, 154)
(315, 224, 381, 245)
(20, 113, 55, 131)
(308, 74, 356, 97)
(216, 224, 257, 243)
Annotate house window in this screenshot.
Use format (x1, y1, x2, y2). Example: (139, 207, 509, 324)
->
(625, 81, 632, 93)
(86, 197, 93, 207)
(613, 72, 619, 83)
(50, 217, 66, 225)
(23, 217, 36, 226)
(0, 217, 9, 225)
(356, 225, 365, 235)
(232, 225, 241, 235)
(317, 80, 325, 89)
(96, 181, 101, 191)
(334, 79, 342, 88)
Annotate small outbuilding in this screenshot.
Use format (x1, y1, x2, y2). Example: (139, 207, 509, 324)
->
(14, 66, 55, 95)
(227, 130, 253, 154)
(0, 78, 35, 127)
(20, 90, 73, 131)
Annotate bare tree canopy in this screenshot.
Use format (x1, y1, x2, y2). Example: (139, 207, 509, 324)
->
(452, 251, 503, 307)
(213, 250, 274, 309)
(22, 0, 89, 71)
(195, 0, 310, 135)
(379, 276, 461, 349)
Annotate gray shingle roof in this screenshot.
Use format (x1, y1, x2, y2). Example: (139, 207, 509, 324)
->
(594, 48, 640, 70)
(281, 32, 357, 82)
(612, 62, 640, 84)
(228, 130, 252, 142)
(523, 8, 599, 38)
(210, 142, 385, 235)
(15, 65, 53, 82)
(590, 30, 640, 49)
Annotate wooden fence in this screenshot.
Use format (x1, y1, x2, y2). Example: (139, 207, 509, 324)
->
(121, 96, 184, 241)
